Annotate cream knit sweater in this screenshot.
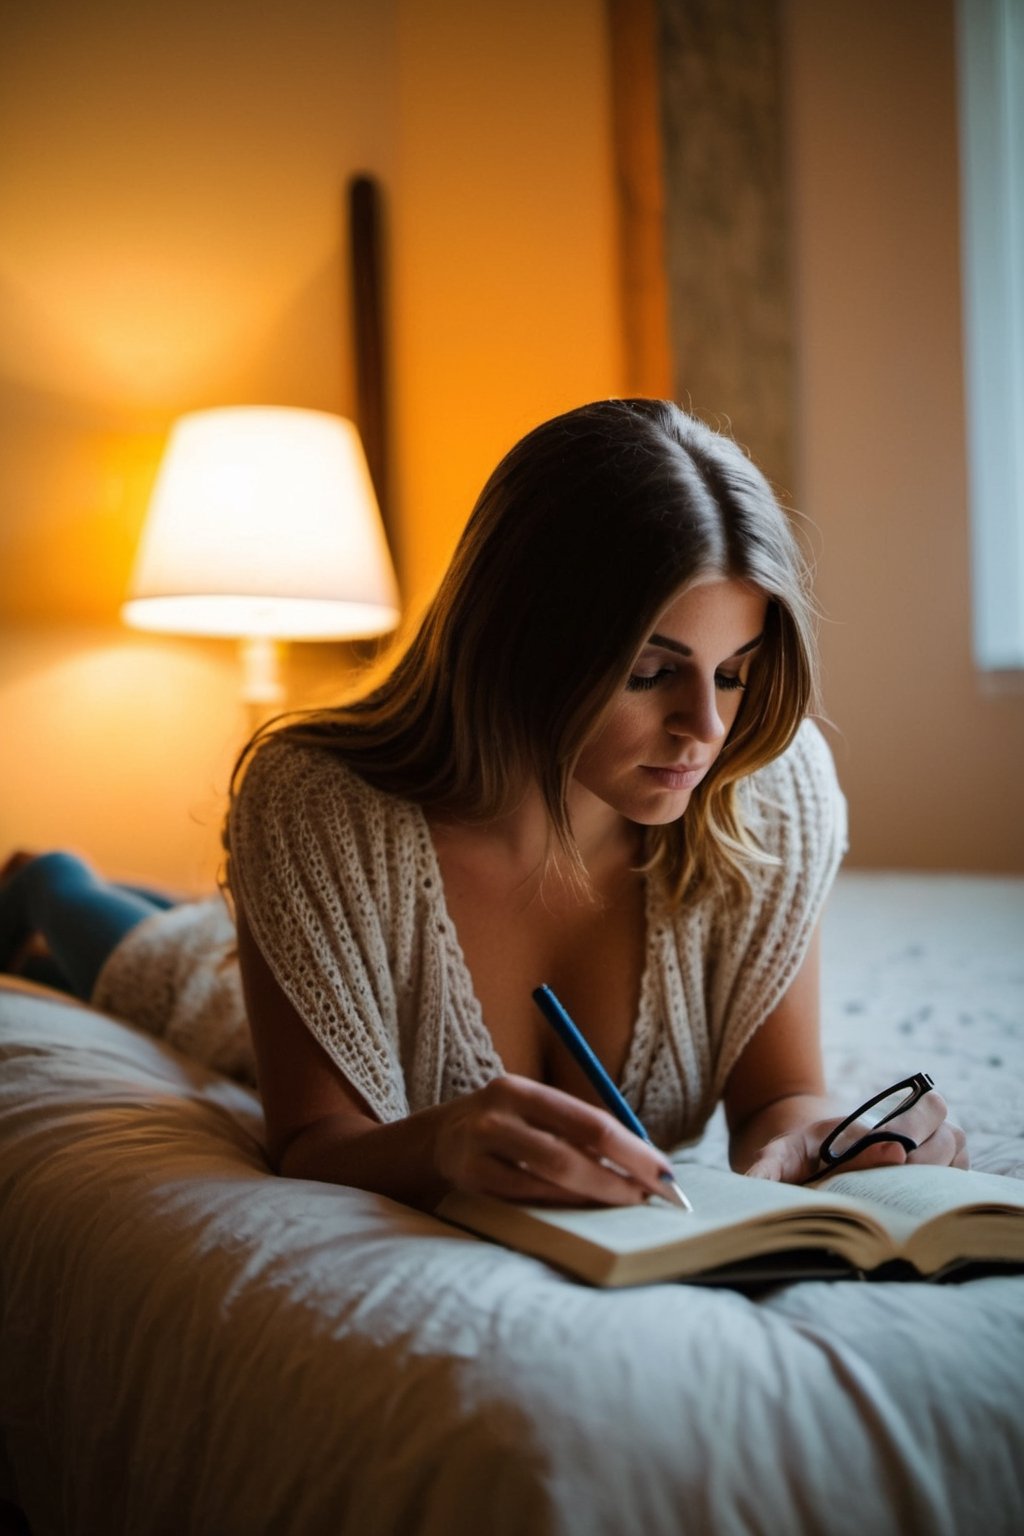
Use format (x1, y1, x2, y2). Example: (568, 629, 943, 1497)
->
(95, 721, 845, 1147)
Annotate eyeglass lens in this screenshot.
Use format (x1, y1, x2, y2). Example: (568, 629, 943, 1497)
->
(827, 1084, 924, 1161)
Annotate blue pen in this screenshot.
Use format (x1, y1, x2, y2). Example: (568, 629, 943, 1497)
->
(532, 984, 693, 1212)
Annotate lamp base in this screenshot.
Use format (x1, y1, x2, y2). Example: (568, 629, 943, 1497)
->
(239, 636, 284, 707)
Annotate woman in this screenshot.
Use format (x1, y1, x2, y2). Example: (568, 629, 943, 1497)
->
(224, 397, 967, 1206)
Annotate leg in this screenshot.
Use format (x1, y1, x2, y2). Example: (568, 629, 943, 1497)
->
(115, 882, 178, 911)
(0, 852, 165, 1001)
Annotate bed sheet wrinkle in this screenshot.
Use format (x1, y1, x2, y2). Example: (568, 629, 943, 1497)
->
(657, 1287, 896, 1535)
(763, 1278, 1024, 1530)
(409, 1270, 842, 1535)
(768, 1307, 954, 1536)
(0, 983, 267, 1140)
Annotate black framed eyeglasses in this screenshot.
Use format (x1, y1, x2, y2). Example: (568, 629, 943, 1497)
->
(817, 1071, 935, 1171)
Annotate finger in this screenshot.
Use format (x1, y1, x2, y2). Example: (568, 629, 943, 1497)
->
(826, 1139, 909, 1174)
(877, 1089, 949, 1148)
(579, 1118, 679, 1197)
(906, 1120, 969, 1169)
(745, 1150, 790, 1181)
(783, 1133, 908, 1183)
(480, 1154, 640, 1207)
(483, 1076, 674, 1195)
(483, 1117, 654, 1205)
(746, 1130, 821, 1183)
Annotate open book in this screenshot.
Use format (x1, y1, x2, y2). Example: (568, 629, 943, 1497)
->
(437, 1162, 1024, 1287)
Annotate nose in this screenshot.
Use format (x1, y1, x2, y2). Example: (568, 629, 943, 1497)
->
(664, 680, 726, 745)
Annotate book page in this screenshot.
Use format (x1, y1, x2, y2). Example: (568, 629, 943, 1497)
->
(816, 1164, 1024, 1272)
(815, 1164, 1024, 1223)
(552, 1162, 896, 1248)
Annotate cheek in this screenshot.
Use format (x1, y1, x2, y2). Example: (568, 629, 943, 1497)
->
(704, 695, 750, 764)
(596, 704, 648, 754)
(721, 692, 748, 734)
(575, 708, 641, 780)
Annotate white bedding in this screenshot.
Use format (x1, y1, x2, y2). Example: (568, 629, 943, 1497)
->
(1, 872, 1022, 1535)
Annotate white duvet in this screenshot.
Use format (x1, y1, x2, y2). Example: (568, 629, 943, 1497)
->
(1, 873, 1022, 1536)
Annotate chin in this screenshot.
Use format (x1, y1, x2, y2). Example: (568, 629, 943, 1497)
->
(625, 792, 693, 826)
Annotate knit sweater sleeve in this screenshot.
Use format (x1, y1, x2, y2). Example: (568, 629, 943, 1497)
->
(706, 718, 848, 1099)
(226, 738, 412, 1123)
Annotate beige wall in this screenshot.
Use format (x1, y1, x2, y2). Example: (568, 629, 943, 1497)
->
(785, 0, 1024, 870)
(0, 0, 620, 892)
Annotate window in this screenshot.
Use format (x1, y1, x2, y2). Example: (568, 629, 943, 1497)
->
(957, 0, 1024, 672)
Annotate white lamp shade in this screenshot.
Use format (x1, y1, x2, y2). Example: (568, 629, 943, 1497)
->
(123, 407, 400, 639)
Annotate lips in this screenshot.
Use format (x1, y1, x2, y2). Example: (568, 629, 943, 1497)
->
(641, 762, 709, 791)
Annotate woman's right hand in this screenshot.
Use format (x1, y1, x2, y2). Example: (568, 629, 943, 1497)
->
(430, 1073, 676, 1207)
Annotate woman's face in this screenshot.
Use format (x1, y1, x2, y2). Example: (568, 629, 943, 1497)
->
(572, 576, 768, 827)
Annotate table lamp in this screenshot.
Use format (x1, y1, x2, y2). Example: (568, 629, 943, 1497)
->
(122, 406, 400, 707)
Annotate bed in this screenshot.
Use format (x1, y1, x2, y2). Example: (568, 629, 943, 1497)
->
(1, 871, 1022, 1536)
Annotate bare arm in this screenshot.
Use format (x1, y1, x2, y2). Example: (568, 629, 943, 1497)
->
(724, 926, 840, 1173)
(724, 923, 968, 1181)
(236, 908, 677, 1211)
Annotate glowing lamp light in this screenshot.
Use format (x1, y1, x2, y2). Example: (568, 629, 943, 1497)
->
(122, 406, 400, 704)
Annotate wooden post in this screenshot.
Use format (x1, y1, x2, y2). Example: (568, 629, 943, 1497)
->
(347, 174, 397, 576)
(607, 0, 674, 399)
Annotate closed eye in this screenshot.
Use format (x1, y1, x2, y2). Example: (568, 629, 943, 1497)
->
(625, 668, 673, 693)
(625, 669, 747, 694)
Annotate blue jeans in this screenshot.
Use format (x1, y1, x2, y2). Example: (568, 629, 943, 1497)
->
(0, 852, 175, 1000)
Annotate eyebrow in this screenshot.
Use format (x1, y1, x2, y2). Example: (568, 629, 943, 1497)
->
(646, 631, 765, 660)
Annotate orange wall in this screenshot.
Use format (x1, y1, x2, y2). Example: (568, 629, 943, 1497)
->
(0, 0, 620, 891)
(3, 0, 1020, 889)
(393, 0, 620, 616)
(785, 0, 1024, 870)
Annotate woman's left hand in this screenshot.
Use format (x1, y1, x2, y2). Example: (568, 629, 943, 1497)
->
(744, 1088, 970, 1184)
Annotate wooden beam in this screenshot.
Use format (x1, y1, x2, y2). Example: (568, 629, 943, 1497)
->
(607, 0, 674, 399)
(348, 174, 395, 563)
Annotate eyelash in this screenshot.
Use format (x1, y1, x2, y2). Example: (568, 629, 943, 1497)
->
(625, 669, 747, 695)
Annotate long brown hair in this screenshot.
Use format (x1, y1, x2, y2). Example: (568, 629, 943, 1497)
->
(230, 399, 819, 901)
